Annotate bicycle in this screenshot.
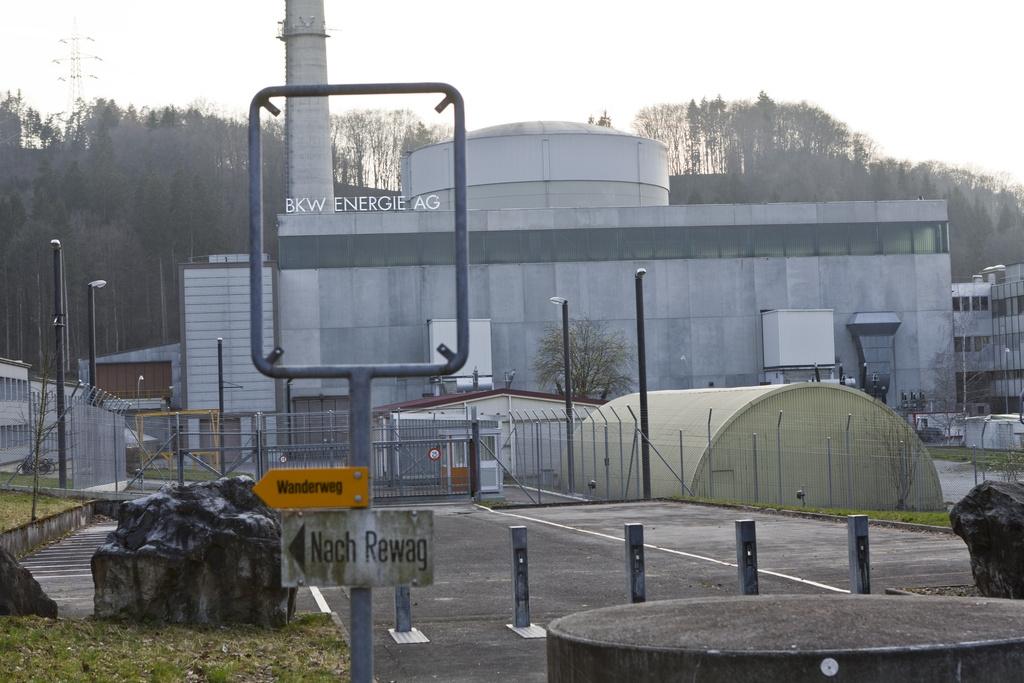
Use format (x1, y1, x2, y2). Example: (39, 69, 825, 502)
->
(18, 455, 56, 475)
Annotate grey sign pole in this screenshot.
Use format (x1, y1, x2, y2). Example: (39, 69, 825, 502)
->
(848, 514, 870, 594)
(625, 523, 646, 603)
(248, 82, 469, 683)
(735, 519, 759, 595)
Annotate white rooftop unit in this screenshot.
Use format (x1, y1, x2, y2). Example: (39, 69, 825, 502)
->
(762, 309, 835, 369)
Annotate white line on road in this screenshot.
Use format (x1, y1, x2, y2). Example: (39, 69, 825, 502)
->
(309, 586, 331, 613)
(479, 505, 848, 594)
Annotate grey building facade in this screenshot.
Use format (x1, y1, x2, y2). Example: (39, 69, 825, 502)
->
(276, 198, 953, 408)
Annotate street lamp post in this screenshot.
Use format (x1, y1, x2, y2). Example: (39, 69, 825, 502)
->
(549, 296, 574, 493)
(217, 337, 225, 418)
(136, 374, 144, 409)
(87, 279, 107, 389)
(635, 268, 651, 500)
(1005, 347, 1011, 414)
(51, 239, 68, 488)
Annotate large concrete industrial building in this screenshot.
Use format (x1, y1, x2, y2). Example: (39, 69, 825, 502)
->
(208, 0, 953, 419)
(277, 119, 953, 409)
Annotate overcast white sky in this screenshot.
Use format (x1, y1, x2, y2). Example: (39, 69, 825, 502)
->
(4, 0, 1022, 184)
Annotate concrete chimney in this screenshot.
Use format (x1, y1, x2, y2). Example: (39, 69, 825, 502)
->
(280, 0, 335, 203)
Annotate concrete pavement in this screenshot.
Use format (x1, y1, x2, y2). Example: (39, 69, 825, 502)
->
(19, 522, 116, 618)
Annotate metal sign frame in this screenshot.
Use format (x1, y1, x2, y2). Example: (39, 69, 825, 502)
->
(247, 82, 468, 683)
(247, 82, 468, 382)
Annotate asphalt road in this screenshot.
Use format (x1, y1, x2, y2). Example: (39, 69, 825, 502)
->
(313, 500, 973, 682)
(23, 500, 974, 682)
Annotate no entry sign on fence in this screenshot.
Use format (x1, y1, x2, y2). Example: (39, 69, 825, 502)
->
(281, 509, 434, 588)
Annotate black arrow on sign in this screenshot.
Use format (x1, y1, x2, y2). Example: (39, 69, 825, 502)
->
(289, 523, 306, 571)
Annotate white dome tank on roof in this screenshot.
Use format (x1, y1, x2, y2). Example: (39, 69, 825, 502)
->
(401, 121, 669, 210)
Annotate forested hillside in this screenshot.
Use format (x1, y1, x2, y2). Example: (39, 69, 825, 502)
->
(1, 90, 1021, 373)
(635, 93, 1024, 278)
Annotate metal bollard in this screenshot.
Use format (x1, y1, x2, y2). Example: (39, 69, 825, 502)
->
(512, 526, 530, 627)
(625, 523, 646, 603)
(507, 526, 545, 638)
(395, 585, 411, 632)
(848, 515, 870, 594)
(735, 520, 759, 595)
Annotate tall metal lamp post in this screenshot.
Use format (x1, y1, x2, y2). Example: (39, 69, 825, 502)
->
(217, 337, 225, 418)
(136, 374, 144, 409)
(1005, 347, 1011, 414)
(87, 279, 107, 389)
(549, 296, 574, 493)
(635, 268, 652, 500)
(51, 239, 68, 488)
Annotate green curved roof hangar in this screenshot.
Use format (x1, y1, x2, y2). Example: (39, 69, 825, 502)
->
(575, 383, 943, 511)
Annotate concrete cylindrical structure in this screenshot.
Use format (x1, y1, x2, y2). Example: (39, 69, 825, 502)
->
(281, 0, 334, 203)
(402, 121, 669, 210)
(548, 595, 1024, 682)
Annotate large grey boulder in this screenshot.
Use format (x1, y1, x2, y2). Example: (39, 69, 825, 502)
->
(0, 545, 58, 618)
(92, 476, 295, 626)
(950, 480, 1024, 598)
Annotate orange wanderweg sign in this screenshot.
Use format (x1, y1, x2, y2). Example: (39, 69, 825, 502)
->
(254, 467, 370, 509)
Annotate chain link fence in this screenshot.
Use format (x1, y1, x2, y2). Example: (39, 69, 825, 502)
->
(2, 384, 126, 491)
(119, 410, 499, 500)
(507, 407, 956, 511)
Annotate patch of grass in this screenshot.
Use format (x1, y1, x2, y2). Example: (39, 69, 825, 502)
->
(0, 490, 83, 532)
(1, 473, 66, 489)
(677, 496, 951, 527)
(0, 613, 347, 682)
(929, 446, 976, 462)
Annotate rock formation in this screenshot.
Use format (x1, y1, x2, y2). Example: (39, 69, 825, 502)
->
(92, 476, 295, 626)
(0, 545, 58, 618)
(951, 480, 1024, 598)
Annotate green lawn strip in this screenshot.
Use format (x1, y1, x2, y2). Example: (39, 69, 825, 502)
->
(679, 496, 951, 527)
(0, 490, 83, 532)
(0, 613, 347, 682)
(2, 473, 66, 489)
(929, 447, 975, 463)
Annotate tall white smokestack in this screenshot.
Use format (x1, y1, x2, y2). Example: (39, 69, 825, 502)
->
(280, 0, 334, 203)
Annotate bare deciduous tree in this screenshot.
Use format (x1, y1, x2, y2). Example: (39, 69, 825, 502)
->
(330, 109, 451, 191)
(533, 319, 632, 400)
(875, 414, 918, 510)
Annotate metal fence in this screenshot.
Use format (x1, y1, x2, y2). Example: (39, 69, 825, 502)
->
(507, 408, 959, 511)
(2, 385, 126, 491)
(930, 445, 1024, 505)
(120, 410, 498, 500)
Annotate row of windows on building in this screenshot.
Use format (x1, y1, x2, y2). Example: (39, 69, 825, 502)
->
(992, 295, 1024, 317)
(954, 336, 992, 353)
(280, 221, 950, 269)
(0, 423, 30, 450)
(0, 377, 29, 402)
(952, 296, 989, 312)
